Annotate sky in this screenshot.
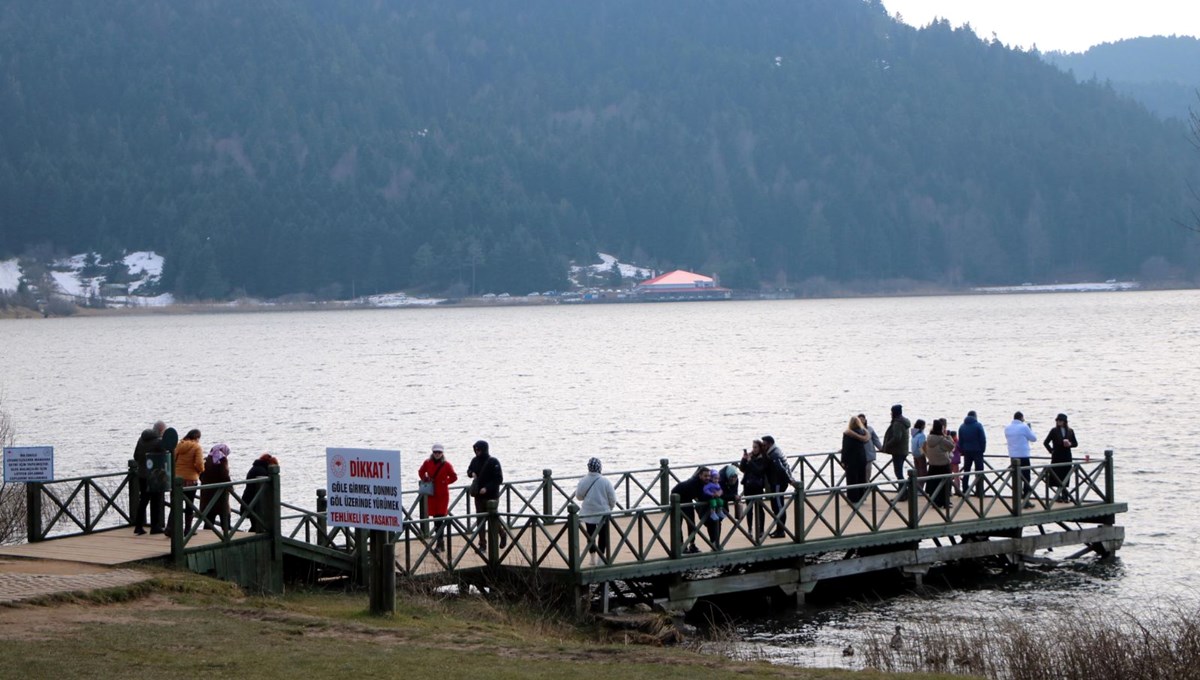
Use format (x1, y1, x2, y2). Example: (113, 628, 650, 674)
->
(882, 0, 1200, 53)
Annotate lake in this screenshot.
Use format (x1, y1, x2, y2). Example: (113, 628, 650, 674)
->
(2, 290, 1197, 666)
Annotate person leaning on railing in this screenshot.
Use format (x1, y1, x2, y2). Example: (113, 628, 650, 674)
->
(241, 453, 279, 533)
(670, 466, 713, 553)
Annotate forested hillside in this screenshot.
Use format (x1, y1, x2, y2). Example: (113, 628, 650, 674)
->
(1044, 36, 1200, 121)
(1, 0, 1198, 298)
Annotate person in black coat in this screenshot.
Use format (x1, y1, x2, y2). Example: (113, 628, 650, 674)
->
(738, 440, 769, 540)
(1043, 413, 1079, 502)
(841, 416, 872, 503)
(241, 453, 278, 533)
(131, 421, 167, 535)
(466, 440, 505, 550)
(670, 466, 716, 553)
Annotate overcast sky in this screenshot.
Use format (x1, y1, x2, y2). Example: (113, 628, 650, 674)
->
(882, 0, 1200, 53)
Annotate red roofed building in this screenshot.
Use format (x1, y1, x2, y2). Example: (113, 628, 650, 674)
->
(635, 269, 731, 301)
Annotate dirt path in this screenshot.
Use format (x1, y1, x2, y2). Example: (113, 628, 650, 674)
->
(0, 557, 151, 604)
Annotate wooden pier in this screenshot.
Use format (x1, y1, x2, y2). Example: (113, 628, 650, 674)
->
(0, 451, 1126, 612)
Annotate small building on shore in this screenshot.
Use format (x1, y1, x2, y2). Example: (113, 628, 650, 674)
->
(635, 270, 731, 301)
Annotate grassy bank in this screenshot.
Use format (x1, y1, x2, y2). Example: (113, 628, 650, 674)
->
(0, 569, 961, 680)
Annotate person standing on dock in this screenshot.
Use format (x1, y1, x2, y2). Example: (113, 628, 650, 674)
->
(762, 435, 794, 538)
(199, 443, 232, 533)
(1004, 412, 1037, 508)
(166, 429, 205, 538)
(574, 457, 616, 565)
(857, 414, 882, 483)
(958, 411, 987, 497)
(922, 419, 955, 508)
(418, 443, 458, 553)
(881, 405, 911, 482)
(132, 420, 167, 535)
(739, 440, 768, 541)
(1043, 414, 1079, 503)
(467, 440, 505, 551)
(907, 419, 927, 501)
(842, 416, 872, 503)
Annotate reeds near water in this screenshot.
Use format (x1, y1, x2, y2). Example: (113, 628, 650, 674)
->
(860, 604, 1200, 679)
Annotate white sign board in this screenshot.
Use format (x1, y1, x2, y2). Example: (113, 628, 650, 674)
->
(325, 447, 403, 531)
(3, 446, 54, 483)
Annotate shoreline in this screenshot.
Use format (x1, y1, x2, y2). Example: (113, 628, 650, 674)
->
(1, 280, 1192, 320)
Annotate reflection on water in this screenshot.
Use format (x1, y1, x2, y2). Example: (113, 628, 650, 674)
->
(1, 289, 1198, 667)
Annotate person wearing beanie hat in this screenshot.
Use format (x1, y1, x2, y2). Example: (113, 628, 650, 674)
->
(574, 457, 616, 566)
(419, 443, 458, 553)
(1043, 413, 1079, 502)
(882, 405, 912, 482)
(466, 439, 504, 551)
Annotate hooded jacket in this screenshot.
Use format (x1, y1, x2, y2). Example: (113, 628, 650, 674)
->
(958, 415, 987, 455)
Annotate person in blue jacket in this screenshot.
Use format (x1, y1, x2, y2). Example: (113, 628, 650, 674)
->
(958, 411, 987, 497)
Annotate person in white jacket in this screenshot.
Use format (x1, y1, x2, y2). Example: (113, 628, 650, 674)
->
(574, 457, 617, 566)
(1004, 412, 1038, 508)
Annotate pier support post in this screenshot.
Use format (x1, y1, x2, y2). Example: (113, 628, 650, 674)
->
(542, 468, 554, 520)
(127, 459, 139, 528)
(906, 471, 919, 528)
(315, 488, 328, 546)
(487, 500, 500, 566)
(354, 529, 369, 585)
(1011, 459, 1022, 517)
(567, 503, 580, 572)
(659, 459, 671, 505)
(669, 493, 683, 559)
(1104, 450, 1115, 505)
(25, 482, 42, 542)
(170, 476, 184, 567)
(368, 529, 396, 616)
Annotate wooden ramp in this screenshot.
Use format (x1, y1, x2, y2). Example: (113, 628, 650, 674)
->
(0, 528, 235, 566)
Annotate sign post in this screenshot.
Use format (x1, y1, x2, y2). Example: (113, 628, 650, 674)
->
(326, 447, 402, 615)
(3, 446, 54, 483)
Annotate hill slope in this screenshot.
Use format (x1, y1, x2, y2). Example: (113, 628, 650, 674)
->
(1, 1, 1198, 297)
(1044, 36, 1200, 121)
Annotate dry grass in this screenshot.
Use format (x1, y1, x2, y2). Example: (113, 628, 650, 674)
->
(861, 604, 1200, 679)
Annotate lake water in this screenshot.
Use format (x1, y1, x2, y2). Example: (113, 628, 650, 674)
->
(2, 291, 1197, 667)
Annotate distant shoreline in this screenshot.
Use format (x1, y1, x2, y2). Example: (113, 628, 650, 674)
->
(2, 280, 1192, 320)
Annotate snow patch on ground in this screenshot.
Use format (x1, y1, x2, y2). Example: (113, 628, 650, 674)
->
(51, 269, 92, 297)
(0, 259, 20, 292)
(365, 292, 445, 308)
(972, 281, 1139, 293)
(124, 251, 164, 277)
(569, 252, 655, 286)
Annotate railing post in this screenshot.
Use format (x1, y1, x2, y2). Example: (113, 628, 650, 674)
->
(486, 499, 500, 566)
(1011, 459, 1022, 516)
(1104, 450, 1115, 504)
(267, 465, 282, 561)
(659, 458, 671, 505)
(792, 483, 804, 543)
(418, 494, 429, 538)
(669, 493, 682, 559)
(354, 529, 369, 585)
(542, 468, 554, 518)
(170, 476, 184, 567)
(315, 488, 328, 546)
(906, 471, 919, 528)
(84, 482, 92, 532)
(128, 459, 139, 528)
(26, 482, 43, 542)
(567, 503, 580, 573)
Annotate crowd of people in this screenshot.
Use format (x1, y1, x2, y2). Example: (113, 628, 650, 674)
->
(130, 419, 280, 536)
(840, 405, 1081, 510)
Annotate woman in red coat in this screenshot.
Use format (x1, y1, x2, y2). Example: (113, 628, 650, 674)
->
(418, 443, 458, 553)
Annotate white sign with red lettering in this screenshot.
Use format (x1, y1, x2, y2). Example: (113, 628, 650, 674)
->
(325, 447, 403, 531)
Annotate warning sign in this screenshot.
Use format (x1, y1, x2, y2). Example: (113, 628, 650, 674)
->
(325, 448, 403, 531)
(3, 446, 55, 483)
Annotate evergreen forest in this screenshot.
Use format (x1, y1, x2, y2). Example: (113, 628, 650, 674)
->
(2, 0, 1199, 299)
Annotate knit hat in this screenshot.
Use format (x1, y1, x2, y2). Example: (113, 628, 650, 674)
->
(891, 404, 903, 416)
(587, 457, 602, 473)
(967, 410, 977, 417)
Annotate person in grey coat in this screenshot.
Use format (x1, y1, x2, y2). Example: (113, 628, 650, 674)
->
(762, 435, 795, 538)
(574, 457, 617, 565)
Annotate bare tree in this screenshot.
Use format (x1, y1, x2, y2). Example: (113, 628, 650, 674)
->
(0, 390, 26, 544)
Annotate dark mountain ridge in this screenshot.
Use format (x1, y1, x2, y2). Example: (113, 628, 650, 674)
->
(1, 0, 1198, 298)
